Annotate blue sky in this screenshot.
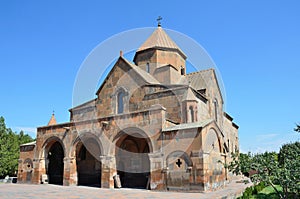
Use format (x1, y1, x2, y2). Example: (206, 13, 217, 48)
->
(0, 1, 299, 153)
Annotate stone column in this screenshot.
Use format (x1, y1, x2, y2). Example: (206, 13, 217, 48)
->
(148, 152, 164, 190)
(100, 155, 116, 188)
(32, 158, 46, 184)
(69, 157, 78, 186)
(63, 157, 70, 186)
(63, 157, 77, 186)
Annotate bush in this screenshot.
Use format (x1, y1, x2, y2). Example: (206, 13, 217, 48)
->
(239, 182, 267, 198)
(254, 182, 266, 194)
(239, 186, 254, 198)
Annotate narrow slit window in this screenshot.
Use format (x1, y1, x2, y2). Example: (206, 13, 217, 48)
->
(181, 66, 185, 75)
(146, 63, 150, 73)
(189, 106, 194, 122)
(214, 99, 218, 122)
(117, 91, 124, 114)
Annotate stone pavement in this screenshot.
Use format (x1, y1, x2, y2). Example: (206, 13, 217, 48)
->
(0, 178, 252, 199)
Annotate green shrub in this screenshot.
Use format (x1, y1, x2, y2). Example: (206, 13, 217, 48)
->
(254, 182, 266, 194)
(240, 186, 254, 198)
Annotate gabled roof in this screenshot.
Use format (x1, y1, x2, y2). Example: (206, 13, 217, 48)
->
(136, 26, 186, 58)
(184, 69, 210, 90)
(184, 68, 224, 103)
(69, 98, 96, 112)
(122, 58, 160, 84)
(96, 56, 160, 95)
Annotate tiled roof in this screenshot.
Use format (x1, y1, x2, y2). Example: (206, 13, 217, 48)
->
(180, 68, 214, 91)
(184, 69, 214, 91)
(185, 68, 224, 103)
(137, 27, 186, 57)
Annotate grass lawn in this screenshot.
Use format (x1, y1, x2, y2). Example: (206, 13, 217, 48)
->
(250, 185, 282, 199)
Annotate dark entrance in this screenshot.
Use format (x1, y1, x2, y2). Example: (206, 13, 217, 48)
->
(47, 142, 64, 185)
(76, 140, 101, 187)
(116, 134, 150, 189)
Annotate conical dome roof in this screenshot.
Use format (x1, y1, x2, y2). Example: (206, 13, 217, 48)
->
(137, 26, 186, 58)
(47, 113, 57, 126)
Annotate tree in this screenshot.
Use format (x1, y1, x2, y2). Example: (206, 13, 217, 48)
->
(250, 152, 283, 198)
(225, 124, 300, 198)
(277, 142, 300, 198)
(0, 116, 34, 178)
(222, 151, 252, 176)
(294, 123, 300, 133)
(226, 145, 300, 199)
(239, 152, 252, 176)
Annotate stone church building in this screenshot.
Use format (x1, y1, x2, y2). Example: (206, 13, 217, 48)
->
(17, 25, 239, 191)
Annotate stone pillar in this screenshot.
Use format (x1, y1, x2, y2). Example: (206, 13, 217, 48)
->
(202, 152, 212, 191)
(190, 155, 205, 191)
(100, 155, 116, 188)
(17, 159, 23, 183)
(63, 157, 77, 186)
(32, 158, 46, 184)
(148, 152, 164, 190)
(69, 157, 78, 186)
(63, 157, 70, 186)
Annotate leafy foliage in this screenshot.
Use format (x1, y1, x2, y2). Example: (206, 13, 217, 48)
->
(294, 123, 300, 132)
(0, 116, 34, 178)
(227, 124, 300, 198)
(277, 142, 300, 198)
(221, 151, 252, 176)
(250, 152, 284, 198)
(227, 143, 300, 199)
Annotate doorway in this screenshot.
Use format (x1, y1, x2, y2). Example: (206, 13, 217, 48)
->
(47, 141, 64, 185)
(76, 140, 101, 187)
(116, 134, 150, 189)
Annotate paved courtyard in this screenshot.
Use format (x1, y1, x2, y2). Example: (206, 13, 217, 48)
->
(0, 177, 251, 199)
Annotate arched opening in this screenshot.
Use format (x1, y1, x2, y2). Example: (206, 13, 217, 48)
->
(204, 128, 223, 186)
(115, 132, 150, 189)
(47, 141, 64, 185)
(204, 128, 221, 153)
(76, 139, 101, 187)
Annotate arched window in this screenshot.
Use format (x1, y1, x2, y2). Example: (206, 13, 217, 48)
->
(181, 66, 185, 75)
(146, 63, 150, 73)
(214, 99, 218, 122)
(189, 106, 194, 122)
(117, 91, 124, 114)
